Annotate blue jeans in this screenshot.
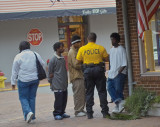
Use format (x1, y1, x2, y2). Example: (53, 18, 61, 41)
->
(17, 79, 39, 120)
(107, 73, 126, 103)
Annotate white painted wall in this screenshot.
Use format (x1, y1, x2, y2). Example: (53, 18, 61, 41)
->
(88, 14, 118, 53)
(0, 14, 117, 82)
(0, 18, 59, 81)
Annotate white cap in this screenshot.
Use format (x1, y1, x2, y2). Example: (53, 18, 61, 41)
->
(71, 39, 81, 44)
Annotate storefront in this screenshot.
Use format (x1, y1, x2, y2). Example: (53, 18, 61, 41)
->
(0, 0, 117, 81)
(115, 0, 160, 95)
(3, 0, 160, 97)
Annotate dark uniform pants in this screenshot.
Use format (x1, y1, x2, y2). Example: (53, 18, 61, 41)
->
(83, 66, 109, 115)
(53, 90, 68, 116)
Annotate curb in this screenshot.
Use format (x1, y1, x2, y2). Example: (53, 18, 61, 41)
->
(0, 83, 50, 92)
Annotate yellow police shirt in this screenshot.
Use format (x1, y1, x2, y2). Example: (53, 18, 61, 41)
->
(76, 42, 109, 64)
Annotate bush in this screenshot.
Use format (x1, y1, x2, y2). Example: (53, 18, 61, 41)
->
(108, 87, 160, 120)
(124, 87, 156, 117)
(154, 96, 160, 103)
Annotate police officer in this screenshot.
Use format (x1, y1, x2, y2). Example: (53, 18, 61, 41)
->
(76, 32, 110, 119)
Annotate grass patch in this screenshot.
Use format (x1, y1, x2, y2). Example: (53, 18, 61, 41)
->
(109, 113, 140, 120)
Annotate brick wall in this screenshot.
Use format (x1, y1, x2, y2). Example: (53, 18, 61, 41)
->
(116, 0, 160, 96)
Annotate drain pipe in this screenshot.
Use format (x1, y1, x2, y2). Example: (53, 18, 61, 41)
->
(121, 0, 133, 96)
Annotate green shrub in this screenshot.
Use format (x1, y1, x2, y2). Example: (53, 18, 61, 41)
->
(154, 96, 160, 103)
(124, 87, 155, 117)
(108, 87, 160, 120)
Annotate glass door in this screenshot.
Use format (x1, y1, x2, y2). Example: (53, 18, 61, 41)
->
(58, 16, 86, 70)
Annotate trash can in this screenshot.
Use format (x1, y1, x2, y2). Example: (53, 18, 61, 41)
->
(0, 76, 7, 88)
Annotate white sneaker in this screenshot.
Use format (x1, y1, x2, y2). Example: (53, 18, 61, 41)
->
(119, 100, 125, 113)
(76, 112, 86, 117)
(26, 112, 34, 123)
(112, 105, 119, 113)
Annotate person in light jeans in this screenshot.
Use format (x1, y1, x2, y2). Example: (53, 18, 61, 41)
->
(107, 33, 127, 113)
(11, 41, 45, 123)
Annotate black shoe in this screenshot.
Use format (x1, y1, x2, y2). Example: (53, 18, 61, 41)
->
(103, 112, 110, 118)
(87, 113, 93, 119)
(62, 113, 70, 118)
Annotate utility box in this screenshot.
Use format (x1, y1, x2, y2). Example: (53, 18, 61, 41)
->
(0, 76, 7, 88)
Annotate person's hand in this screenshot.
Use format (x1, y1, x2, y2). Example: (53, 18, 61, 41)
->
(12, 85, 16, 90)
(49, 74, 54, 78)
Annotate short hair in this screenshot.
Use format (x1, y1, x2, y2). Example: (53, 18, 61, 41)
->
(53, 42, 64, 51)
(71, 35, 81, 44)
(88, 33, 97, 42)
(19, 41, 30, 52)
(110, 33, 120, 42)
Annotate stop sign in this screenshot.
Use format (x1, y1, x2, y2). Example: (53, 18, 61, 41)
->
(27, 29, 43, 46)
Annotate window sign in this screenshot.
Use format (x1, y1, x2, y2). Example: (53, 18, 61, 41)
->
(59, 28, 65, 40)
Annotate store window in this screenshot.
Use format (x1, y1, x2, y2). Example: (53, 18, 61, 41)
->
(140, 8, 160, 74)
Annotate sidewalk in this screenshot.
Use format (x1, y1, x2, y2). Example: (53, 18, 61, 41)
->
(0, 86, 160, 127)
(0, 79, 49, 92)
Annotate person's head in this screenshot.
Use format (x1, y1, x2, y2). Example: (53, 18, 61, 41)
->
(87, 33, 97, 42)
(53, 42, 64, 53)
(71, 35, 81, 49)
(110, 32, 120, 47)
(19, 41, 30, 52)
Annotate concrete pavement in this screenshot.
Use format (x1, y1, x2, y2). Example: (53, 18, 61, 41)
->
(0, 85, 160, 127)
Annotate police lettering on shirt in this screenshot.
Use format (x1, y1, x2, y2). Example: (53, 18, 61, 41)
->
(84, 49, 100, 55)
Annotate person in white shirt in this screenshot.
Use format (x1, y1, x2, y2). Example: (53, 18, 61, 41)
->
(11, 41, 45, 123)
(107, 33, 127, 113)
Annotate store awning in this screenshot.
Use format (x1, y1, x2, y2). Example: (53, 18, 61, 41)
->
(0, 0, 116, 21)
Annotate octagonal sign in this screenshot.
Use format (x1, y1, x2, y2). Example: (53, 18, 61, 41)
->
(27, 29, 43, 46)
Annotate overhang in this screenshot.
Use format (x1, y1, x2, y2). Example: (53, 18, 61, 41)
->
(0, 0, 116, 20)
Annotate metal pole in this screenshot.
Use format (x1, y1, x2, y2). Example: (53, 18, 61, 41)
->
(122, 0, 133, 96)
